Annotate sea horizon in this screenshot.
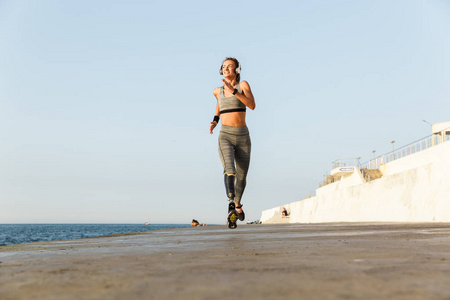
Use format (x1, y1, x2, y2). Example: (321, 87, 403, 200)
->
(0, 223, 192, 246)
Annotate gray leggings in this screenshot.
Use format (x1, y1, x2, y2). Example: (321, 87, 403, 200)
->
(218, 125, 251, 204)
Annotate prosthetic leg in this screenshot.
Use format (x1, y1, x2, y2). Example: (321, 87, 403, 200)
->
(224, 173, 236, 200)
(224, 174, 238, 229)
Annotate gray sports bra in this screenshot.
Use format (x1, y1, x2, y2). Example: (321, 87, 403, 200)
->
(218, 83, 246, 114)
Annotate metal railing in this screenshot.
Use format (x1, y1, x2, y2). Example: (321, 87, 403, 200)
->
(361, 131, 450, 170)
(332, 158, 361, 169)
(319, 126, 450, 187)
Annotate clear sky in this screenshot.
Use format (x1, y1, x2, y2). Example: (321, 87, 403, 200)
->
(1, 0, 449, 224)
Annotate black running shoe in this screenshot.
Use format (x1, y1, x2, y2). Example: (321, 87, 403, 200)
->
(227, 201, 237, 229)
(235, 204, 245, 221)
(227, 211, 237, 229)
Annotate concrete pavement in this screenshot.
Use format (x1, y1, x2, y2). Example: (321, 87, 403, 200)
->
(1, 223, 450, 299)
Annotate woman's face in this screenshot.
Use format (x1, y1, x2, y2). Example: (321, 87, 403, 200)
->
(222, 60, 236, 77)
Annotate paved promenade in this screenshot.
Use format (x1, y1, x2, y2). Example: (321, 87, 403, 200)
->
(1, 223, 450, 299)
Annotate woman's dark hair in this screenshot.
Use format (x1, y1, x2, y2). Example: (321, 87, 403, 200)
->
(220, 57, 241, 83)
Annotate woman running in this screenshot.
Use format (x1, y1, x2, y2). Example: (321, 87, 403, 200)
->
(209, 57, 256, 229)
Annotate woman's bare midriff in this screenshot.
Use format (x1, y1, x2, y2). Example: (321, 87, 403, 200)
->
(220, 112, 246, 127)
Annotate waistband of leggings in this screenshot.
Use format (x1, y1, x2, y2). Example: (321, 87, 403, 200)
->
(220, 125, 249, 136)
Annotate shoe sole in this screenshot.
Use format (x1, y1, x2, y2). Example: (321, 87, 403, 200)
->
(227, 211, 237, 229)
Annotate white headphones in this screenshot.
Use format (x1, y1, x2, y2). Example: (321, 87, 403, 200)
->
(235, 64, 241, 74)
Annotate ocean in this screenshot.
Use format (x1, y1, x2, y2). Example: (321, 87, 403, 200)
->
(0, 224, 190, 246)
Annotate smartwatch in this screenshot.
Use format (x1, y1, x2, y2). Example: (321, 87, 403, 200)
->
(232, 88, 238, 95)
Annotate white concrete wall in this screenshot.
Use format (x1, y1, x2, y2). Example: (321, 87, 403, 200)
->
(261, 141, 450, 223)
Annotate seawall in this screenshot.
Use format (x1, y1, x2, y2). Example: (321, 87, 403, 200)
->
(261, 141, 450, 223)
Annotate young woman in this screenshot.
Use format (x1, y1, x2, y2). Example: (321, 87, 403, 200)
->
(209, 57, 256, 228)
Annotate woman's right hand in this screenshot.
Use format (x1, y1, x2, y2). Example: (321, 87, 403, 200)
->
(210, 121, 217, 134)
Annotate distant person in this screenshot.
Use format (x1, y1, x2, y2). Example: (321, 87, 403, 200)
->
(281, 207, 289, 218)
(209, 57, 256, 229)
(191, 219, 207, 227)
